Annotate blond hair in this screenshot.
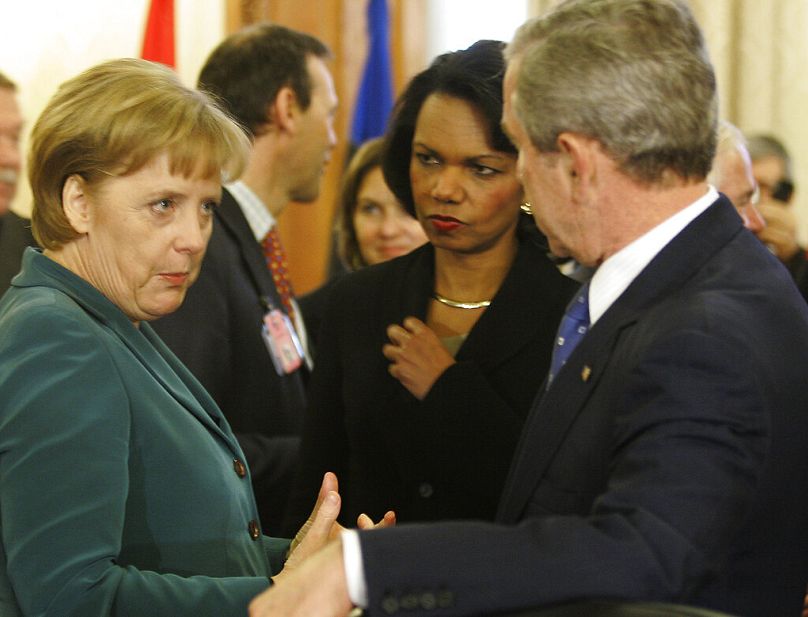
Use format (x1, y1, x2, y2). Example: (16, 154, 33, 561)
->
(29, 58, 250, 249)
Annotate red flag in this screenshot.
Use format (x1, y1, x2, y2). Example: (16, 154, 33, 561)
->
(141, 0, 175, 67)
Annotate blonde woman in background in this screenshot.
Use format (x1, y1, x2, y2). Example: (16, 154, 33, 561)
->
(299, 137, 427, 349)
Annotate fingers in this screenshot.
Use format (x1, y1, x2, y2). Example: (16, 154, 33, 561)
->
(386, 317, 426, 346)
(307, 473, 341, 540)
(320, 472, 339, 502)
(356, 510, 397, 530)
(381, 342, 399, 362)
(291, 472, 340, 556)
(311, 472, 339, 518)
(290, 490, 341, 563)
(310, 491, 341, 537)
(356, 513, 373, 529)
(379, 510, 397, 528)
(401, 316, 425, 332)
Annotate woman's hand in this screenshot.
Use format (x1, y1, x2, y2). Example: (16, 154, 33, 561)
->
(281, 472, 343, 577)
(383, 316, 455, 400)
(357, 510, 396, 530)
(282, 473, 396, 578)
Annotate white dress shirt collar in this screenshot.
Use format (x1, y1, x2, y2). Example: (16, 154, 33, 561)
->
(224, 180, 313, 369)
(588, 186, 719, 325)
(226, 180, 277, 241)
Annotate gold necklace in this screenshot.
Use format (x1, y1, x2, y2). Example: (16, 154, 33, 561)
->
(432, 292, 492, 309)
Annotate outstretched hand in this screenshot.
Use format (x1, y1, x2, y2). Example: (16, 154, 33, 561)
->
(251, 484, 396, 617)
(383, 316, 455, 400)
(250, 539, 352, 617)
(281, 472, 342, 576)
(282, 473, 396, 577)
(358, 509, 396, 530)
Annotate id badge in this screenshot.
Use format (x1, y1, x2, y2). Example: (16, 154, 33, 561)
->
(262, 309, 304, 375)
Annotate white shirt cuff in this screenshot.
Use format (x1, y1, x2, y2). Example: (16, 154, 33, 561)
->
(341, 529, 368, 608)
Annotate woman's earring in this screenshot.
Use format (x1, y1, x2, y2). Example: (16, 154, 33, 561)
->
(520, 202, 533, 215)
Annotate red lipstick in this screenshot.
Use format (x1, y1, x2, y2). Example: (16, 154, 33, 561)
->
(428, 215, 463, 232)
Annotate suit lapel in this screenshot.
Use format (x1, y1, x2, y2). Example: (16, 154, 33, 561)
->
(496, 316, 623, 522)
(139, 323, 238, 449)
(126, 324, 240, 450)
(497, 196, 746, 522)
(216, 189, 282, 305)
(18, 250, 239, 453)
(372, 247, 434, 474)
(457, 240, 551, 369)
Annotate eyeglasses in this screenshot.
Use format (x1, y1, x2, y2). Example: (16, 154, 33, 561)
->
(758, 178, 794, 203)
(772, 179, 794, 203)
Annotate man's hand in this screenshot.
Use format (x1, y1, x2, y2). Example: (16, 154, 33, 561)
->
(756, 201, 800, 262)
(250, 538, 353, 617)
(383, 316, 455, 400)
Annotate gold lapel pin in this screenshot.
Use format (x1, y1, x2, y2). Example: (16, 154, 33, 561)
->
(581, 365, 592, 382)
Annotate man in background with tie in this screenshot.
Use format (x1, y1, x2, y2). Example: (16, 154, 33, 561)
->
(248, 1, 808, 615)
(152, 24, 337, 536)
(0, 70, 35, 295)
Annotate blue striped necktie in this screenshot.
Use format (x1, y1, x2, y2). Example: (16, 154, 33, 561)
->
(548, 282, 590, 384)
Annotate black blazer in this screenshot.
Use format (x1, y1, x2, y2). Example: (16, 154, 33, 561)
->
(283, 235, 576, 533)
(0, 211, 35, 295)
(357, 197, 808, 617)
(151, 189, 307, 535)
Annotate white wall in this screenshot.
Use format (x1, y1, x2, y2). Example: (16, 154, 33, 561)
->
(426, 0, 529, 60)
(1, 0, 225, 216)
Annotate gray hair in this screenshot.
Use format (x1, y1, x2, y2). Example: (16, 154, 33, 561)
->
(746, 134, 792, 180)
(506, 0, 717, 185)
(708, 120, 748, 187)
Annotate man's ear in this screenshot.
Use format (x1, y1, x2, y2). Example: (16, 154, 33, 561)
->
(557, 132, 603, 183)
(267, 86, 299, 134)
(61, 175, 92, 235)
(556, 132, 603, 203)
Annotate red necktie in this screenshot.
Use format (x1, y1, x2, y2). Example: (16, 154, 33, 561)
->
(261, 227, 296, 324)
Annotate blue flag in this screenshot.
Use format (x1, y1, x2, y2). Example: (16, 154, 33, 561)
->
(350, 0, 394, 145)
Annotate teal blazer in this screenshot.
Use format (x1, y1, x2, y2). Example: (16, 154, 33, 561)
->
(0, 249, 290, 617)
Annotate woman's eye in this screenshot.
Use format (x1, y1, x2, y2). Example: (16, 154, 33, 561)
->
(415, 152, 439, 166)
(471, 164, 498, 176)
(151, 198, 174, 213)
(358, 202, 381, 216)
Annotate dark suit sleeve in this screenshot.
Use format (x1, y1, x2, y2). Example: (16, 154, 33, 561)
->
(357, 323, 768, 616)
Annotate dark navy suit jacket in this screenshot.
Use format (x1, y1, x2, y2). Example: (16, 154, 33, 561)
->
(357, 196, 808, 617)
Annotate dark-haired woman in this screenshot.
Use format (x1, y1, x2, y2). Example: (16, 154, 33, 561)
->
(284, 41, 576, 532)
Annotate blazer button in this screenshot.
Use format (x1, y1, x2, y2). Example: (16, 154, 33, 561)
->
(437, 589, 454, 607)
(233, 458, 247, 478)
(420, 591, 437, 609)
(381, 595, 399, 614)
(248, 519, 261, 541)
(400, 593, 418, 610)
(418, 482, 434, 498)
